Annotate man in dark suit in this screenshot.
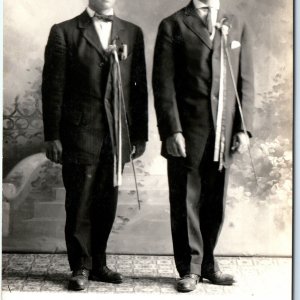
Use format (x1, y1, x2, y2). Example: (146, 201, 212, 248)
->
(42, 0, 148, 291)
(153, 0, 254, 292)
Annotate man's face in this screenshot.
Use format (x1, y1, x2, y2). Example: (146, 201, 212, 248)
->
(89, 0, 116, 11)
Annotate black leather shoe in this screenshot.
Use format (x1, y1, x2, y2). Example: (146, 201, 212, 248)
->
(89, 266, 123, 284)
(201, 271, 235, 285)
(68, 267, 89, 291)
(177, 274, 200, 292)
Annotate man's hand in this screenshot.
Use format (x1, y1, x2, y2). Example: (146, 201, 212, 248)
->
(132, 141, 146, 160)
(45, 140, 63, 164)
(231, 132, 250, 154)
(166, 133, 186, 157)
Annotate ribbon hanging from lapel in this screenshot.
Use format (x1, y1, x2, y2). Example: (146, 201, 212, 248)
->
(214, 29, 227, 171)
(214, 21, 259, 188)
(104, 45, 141, 209)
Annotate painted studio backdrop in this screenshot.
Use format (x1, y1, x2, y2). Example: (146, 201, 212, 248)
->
(3, 0, 292, 256)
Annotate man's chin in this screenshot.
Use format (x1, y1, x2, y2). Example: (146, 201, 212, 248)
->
(96, 6, 113, 12)
(99, 1, 114, 10)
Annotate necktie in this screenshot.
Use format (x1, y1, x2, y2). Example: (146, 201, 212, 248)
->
(206, 8, 213, 34)
(94, 13, 113, 22)
(199, 8, 213, 34)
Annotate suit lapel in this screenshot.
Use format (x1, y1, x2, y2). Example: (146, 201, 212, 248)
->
(183, 3, 213, 49)
(110, 16, 125, 45)
(78, 11, 107, 58)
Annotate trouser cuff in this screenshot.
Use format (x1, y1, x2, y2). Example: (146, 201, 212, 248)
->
(92, 254, 107, 270)
(70, 256, 92, 271)
(201, 260, 220, 275)
(190, 262, 202, 276)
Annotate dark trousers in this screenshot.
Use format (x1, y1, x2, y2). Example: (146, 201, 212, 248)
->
(62, 136, 118, 271)
(167, 134, 229, 277)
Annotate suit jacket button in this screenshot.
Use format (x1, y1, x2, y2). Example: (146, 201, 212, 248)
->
(99, 62, 105, 68)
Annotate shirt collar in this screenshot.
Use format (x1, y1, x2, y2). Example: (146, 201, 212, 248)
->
(193, 0, 220, 9)
(86, 6, 114, 17)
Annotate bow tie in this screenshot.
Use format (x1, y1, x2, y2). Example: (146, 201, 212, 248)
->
(94, 13, 113, 22)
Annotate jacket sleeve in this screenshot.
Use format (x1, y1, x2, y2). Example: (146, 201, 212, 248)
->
(152, 20, 182, 141)
(129, 27, 148, 143)
(236, 21, 254, 137)
(41, 24, 67, 141)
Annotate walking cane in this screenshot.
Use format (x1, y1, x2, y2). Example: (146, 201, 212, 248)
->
(219, 21, 259, 188)
(110, 46, 142, 209)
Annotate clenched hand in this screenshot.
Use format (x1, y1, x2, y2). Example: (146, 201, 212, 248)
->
(132, 141, 146, 159)
(45, 140, 63, 164)
(231, 132, 250, 154)
(166, 133, 186, 157)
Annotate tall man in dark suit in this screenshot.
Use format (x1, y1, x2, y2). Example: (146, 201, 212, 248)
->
(42, 0, 148, 291)
(153, 0, 254, 292)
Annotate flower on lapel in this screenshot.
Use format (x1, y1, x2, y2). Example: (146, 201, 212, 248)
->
(108, 37, 128, 61)
(107, 44, 117, 54)
(216, 18, 231, 37)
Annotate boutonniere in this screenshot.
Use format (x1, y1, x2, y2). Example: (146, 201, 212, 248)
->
(216, 18, 231, 37)
(108, 37, 128, 61)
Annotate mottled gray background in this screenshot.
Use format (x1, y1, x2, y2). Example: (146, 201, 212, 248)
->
(3, 0, 293, 256)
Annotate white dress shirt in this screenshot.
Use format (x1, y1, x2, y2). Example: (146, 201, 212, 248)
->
(86, 6, 114, 50)
(193, 0, 219, 40)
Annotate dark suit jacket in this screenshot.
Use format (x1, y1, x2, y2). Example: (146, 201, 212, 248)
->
(42, 10, 148, 164)
(153, 2, 254, 169)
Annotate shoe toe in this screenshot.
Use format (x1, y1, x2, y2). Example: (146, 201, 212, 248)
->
(202, 271, 235, 285)
(177, 275, 199, 292)
(68, 278, 86, 291)
(90, 266, 123, 283)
